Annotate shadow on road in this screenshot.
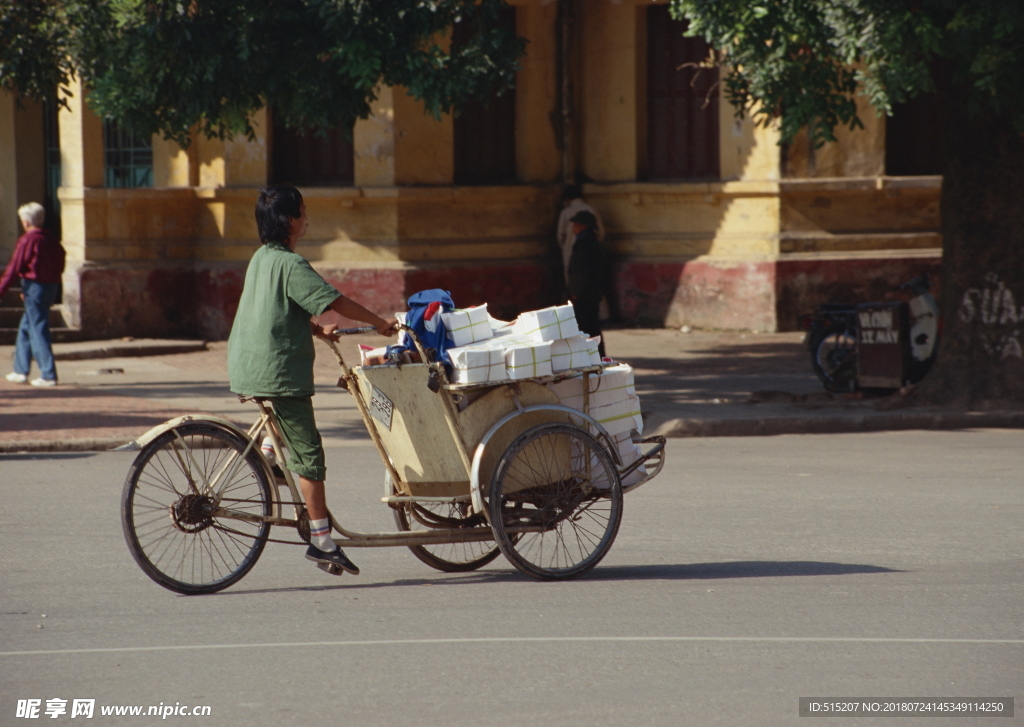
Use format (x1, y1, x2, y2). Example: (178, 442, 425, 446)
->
(211, 560, 900, 596)
(591, 561, 901, 580)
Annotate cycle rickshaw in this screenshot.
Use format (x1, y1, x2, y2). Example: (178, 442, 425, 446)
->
(120, 327, 666, 594)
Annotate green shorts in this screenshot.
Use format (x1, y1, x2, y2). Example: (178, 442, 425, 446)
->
(270, 396, 326, 481)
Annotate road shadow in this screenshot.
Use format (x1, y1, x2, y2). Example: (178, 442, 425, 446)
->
(0, 452, 96, 461)
(213, 560, 900, 596)
(589, 561, 902, 580)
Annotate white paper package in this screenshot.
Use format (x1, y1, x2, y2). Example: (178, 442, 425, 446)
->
(545, 363, 637, 410)
(550, 335, 593, 372)
(612, 431, 647, 487)
(512, 303, 580, 342)
(448, 342, 507, 384)
(590, 394, 643, 436)
(442, 305, 492, 347)
(502, 338, 553, 380)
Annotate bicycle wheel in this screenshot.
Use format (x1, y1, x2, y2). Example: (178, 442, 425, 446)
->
(488, 422, 623, 580)
(811, 325, 858, 393)
(388, 474, 501, 572)
(121, 423, 273, 594)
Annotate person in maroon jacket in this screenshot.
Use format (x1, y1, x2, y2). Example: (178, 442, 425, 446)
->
(1, 202, 66, 386)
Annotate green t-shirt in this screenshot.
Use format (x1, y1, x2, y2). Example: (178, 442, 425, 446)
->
(228, 242, 341, 397)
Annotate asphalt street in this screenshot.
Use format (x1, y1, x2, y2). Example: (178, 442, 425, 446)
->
(1, 430, 1022, 726)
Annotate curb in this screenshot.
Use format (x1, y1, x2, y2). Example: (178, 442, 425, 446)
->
(0, 437, 131, 454)
(648, 410, 1024, 438)
(53, 341, 207, 362)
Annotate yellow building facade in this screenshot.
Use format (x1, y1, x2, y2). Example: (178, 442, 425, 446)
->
(0, 0, 940, 340)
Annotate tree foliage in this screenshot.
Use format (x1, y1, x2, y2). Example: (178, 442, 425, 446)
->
(1, 0, 524, 145)
(672, 0, 1024, 147)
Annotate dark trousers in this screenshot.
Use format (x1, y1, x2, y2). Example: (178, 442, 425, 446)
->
(574, 296, 605, 358)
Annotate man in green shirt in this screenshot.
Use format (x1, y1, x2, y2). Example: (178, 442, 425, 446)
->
(228, 185, 397, 576)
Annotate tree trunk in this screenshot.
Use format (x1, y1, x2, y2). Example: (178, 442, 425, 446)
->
(921, 106, 1024, 406)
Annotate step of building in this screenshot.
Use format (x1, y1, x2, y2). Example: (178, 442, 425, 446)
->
(0, 327, 89, 346)
(0, 307, 67, 329)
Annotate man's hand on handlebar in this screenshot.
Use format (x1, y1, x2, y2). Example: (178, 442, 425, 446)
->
(311, 322, 341, 343)
(376, 317, 400, 337)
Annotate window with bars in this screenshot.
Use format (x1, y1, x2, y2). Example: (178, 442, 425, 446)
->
(42, 97, 62, 232)
(646, 6, 719, 180)
(104, 119, 153, 188)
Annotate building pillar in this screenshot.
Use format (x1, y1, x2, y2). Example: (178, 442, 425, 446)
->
(56, 79, 105, 327)
(152, 134, 198, 188)
(194, 109, 268, 188)
(579, 1, 640, 182)
(514, 1, 560, 183)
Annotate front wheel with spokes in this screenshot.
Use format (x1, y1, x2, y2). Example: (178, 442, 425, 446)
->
(488, 422, 623, 580)
(121, 422, 273, 594)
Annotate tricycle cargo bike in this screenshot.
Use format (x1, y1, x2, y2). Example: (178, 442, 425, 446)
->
(119, 327, 666, 594)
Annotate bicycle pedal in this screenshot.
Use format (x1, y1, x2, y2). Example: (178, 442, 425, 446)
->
(316, 562, 345, 576)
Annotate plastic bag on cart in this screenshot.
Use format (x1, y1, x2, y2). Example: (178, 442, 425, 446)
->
(386, 289, 455, 372)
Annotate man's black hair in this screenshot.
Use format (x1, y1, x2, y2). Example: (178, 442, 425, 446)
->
(255, 185, 304, 244)
(562, 184, 583, 203)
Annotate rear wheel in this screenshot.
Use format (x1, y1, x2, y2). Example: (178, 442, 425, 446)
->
(388, 474, 501, 572)
(121, 423, 272, 594)
(488, 423, 622, 580)
(810, 325, 858, 393)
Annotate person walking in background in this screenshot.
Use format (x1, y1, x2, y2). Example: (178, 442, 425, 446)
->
(1, 202, 66, 387)
(567, 210, 607, 358)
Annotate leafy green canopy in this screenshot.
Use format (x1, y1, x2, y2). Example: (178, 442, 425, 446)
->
(1, 0, 524, 145)
(671, 0, 1024, 147)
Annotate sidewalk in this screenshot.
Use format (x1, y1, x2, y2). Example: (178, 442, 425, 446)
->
(1, 330, 1022, 452)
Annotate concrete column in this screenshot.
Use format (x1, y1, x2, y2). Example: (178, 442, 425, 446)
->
(56, 79, 105, 327)
(195, 109, 268, 187)
(354, 86, 396, 187)
(579, 1, 640, 182)
(394, 90, 453, 185)
(57, 79, 104, 191)
(514, 2, 560, 183)
(152, 134, 198, 188)
(719, 99, 782, 182)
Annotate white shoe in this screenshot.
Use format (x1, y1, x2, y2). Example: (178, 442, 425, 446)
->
(5, 372, 27, 383)
(30, 378, 57, 387)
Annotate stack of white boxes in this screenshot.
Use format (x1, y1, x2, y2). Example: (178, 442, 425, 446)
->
(441, 305, 492, 347)
(545, 363, 646, 487)
(550, 334, 602, 372)
(512, 303, 580, 342)
(447, 341, 508, 384)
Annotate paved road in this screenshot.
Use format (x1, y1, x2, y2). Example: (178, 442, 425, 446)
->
(2, 431, 1022, 726)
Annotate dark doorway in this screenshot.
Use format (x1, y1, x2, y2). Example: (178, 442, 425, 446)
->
(646, 6, 719, 180)
(272, 120, 354, 187)
(453, 5, 517, 185)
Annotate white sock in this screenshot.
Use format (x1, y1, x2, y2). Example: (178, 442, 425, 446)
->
(309, 518, 336, 552)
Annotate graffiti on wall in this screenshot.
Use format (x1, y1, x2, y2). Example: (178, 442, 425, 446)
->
(958, 273, 1023, 359)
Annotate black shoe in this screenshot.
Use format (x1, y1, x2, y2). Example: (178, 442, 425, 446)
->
(305, 544, 360, 575)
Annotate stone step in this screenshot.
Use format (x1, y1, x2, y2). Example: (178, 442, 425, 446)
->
(0, 327, 88, 346)
(0, 307, 66, 329)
